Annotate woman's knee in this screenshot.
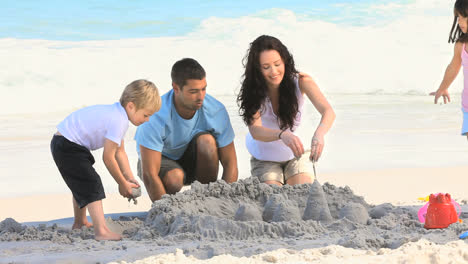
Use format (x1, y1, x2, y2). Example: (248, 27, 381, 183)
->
(286, 173, 314, 185)
(263, 180, 283, 186)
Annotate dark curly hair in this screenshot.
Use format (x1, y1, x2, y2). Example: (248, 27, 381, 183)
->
(449, 0, 468, 43)
(237, 35, 299, 131)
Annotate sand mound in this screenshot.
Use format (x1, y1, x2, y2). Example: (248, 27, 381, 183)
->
(2, 177, 467, 253)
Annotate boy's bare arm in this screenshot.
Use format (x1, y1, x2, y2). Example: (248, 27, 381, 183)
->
(218, 142, 238, 183)
(140, 145, 166, 202)
(115, 140, 139, 186)
(103, 139, 137, 198)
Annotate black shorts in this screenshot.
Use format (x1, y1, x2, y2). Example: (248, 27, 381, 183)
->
(138, 132, 211, 185)
(50, 135, 105, 208)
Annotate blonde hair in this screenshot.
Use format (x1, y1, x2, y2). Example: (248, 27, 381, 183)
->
(120, 79, 161, 111)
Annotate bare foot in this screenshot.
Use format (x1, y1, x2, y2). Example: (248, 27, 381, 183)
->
(95, 230, 122, 241)
(72, 221, 93, 230)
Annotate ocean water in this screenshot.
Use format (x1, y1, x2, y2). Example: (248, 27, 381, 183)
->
(2, 0, 414, 40)
(1, 0, 467, 197)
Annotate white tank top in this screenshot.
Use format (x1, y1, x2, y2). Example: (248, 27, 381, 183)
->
(246, 77, 304, 162)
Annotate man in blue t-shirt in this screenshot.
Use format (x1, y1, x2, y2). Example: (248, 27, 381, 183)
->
(135, 58, 238, 202)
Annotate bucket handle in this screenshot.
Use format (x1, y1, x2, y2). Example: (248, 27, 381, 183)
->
(453, 201, 462, 217)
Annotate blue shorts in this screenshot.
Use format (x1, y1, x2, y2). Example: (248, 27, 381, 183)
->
(462, 109, 468, 136)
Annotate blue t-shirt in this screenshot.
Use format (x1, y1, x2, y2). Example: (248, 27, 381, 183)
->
(134, 90, 235, 160)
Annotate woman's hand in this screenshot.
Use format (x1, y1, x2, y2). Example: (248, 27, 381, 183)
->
(309, 133, 324, 162)
(280, 131, 304, 158)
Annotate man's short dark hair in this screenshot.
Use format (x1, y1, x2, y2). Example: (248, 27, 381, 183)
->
(171, 58, 206, 89)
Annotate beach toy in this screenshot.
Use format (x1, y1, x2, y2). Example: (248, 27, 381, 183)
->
(460, 231, 468, 239)
(423, 193, 460, 229)
(417, 195, 430, 202)
(417, 193, 461, 224)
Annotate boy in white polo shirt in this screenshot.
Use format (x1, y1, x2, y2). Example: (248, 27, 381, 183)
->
(50, 79, 161, 241)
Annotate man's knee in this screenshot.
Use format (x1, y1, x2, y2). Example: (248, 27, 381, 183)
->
(164, 169, 184, 194)
(196, 134, 217, 156)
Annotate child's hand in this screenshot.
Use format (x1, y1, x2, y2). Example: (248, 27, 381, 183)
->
(127, 178, 140, 188)
(430, 89, 451, 104)
(119, 181, 139, 198)
(280, 131, 304, 158)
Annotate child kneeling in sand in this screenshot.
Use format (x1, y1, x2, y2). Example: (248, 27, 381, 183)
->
(50, 80, 161, 241)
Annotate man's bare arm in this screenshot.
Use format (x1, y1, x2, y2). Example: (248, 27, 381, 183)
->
(140, 145, 166, 202)
(218, 142, 238, 183)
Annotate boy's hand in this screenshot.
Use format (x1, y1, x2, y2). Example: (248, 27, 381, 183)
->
(430, 89, 451, 104)
(127, 178, 140, 188)
(119, 181, 139, 198)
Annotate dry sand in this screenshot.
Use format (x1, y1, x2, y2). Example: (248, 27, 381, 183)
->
(2, 167, 468, 264)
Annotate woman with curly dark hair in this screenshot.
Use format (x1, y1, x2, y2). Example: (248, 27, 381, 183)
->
(237, 35, 335, 186)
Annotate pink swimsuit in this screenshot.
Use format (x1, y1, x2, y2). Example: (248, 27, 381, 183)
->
(461, 43, 468, 112)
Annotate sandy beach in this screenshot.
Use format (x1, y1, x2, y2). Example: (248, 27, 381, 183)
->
(2, 1, 468, 263)
(3, 166, 468, 223)
(2, 166, 468, 264)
